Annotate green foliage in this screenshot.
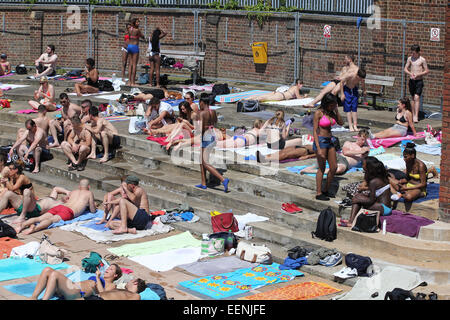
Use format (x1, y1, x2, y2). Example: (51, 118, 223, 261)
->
(245, 0, 273, 28)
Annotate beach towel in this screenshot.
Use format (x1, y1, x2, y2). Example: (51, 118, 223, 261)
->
(414, 144, 441, 156)
(146, 134, 183, 146)
(129, 247, 202, 272)
(363, 132, 426, 148)
(0, 73, 14, 78)
(215, 90, 270, 103)
(0, 208, 16, 215)
(16, 109, 37, 114)
(68, 91, 108, 97)
(234, 213, 269, 231)
(48, 210, 103, 229)
(263, 97, 315, 106)
(396, 182, 440, 204)
(107, 231, 200, 257)
(286, 165, 328, 177)
(0, 257, 70, 282)
(178, 256, 258, 277)
(60, 216, 173, 244)
(0, 84, 30, 90)
(104, 115, 129, 122)
(97, 93, 122, 101)
(335, 266, 422, 300)
(216, 144, 279, 159)
(381, 158, 434, 171)
(244, 281, 341, 300)
(0, 237, 25, 258)
(179, 263, 303, 299)
(379, 210, 434, 238)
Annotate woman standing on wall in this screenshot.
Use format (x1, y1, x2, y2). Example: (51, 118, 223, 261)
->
(147, 27, 167, 88)
(127, 18, 145, 86)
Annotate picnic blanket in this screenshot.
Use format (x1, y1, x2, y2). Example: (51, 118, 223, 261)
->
(107, 231, 200, 257)
(244, 281, 341, 300)
(60, 216, 173, 243)
(0, 257, 70, 282)
(335, 266, 422, 300)
(379, 210, 434, 238)
(364, 132, 426, 148)
(263, 97, 315, 106)
(179, 263, 304, 299)
(215, 90, 270, 103)
(178, 256, 258, 277)
(0, 237, 25, 258)
(129, 247, 202, 272)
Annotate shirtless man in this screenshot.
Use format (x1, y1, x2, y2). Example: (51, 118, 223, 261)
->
(404, 44, 429, 123)
(80, 99, 92, 124)
(195, 96, 230, 191)
(85, 105, 119, 163)
(48, 93, 82, 148)
(28, 76, 56, 111)
(146, 97, 176, 130)
(83, 278, 146, 300)
(15, 179, 96, 235)
(9, 119, 49, 174)
(106, 176, 151, 235)
(16, 105, 50, 145)
(61, 116, 92, 171)
(245, 79, 307, 102)
(0, 53, 11, 75)
(34, 45, 58, 78)
(299, 129, 370, 175)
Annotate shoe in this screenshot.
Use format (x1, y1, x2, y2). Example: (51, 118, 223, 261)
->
(319, 255, 333, 266)
(428, 292, 438, 300)
(195, 184, 207, 189)
(222, 178, 229, 193)
(333, 267, 358, 279)
(415, 292, 426, 300)
(323, 191, 335, 198)
(316, 194, 330, 201)
(324, 253, 343, 267)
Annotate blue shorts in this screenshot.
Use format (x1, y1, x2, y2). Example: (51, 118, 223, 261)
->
(313, 136, 336, 152)
(381, 203, 392, 216)
(128, 208, 151, 230)
(202, 136, 216, 148)
(343, 85, 359, 113)
(127, 44, 140, 54)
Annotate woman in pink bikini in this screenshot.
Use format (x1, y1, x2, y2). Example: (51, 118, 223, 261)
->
(28, 76, 56, 111)
(312, 93, 344, 201)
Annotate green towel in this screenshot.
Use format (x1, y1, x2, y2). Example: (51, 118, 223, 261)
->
(107, 231, 201, 257)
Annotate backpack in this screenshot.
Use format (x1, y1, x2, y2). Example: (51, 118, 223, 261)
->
(212, 83, 230, 96)
(81, 252, 103, 273)
(15, 64, 27, 75)
(0, 220, 17, 238)
(98, 80, 114, 92)
(311, 207, 337, 242)
(138, 72, 149, 84)
(236, 100, 261, 112)
(345, 253, 372, 276)
(384, 288, 416, 300)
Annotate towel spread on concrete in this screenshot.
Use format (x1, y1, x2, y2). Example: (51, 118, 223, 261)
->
(244, 281, 341, 300)
(178, 256, 258, 277)
(379, 210, 434, 238)
(97, 93, 122, 101)
(129, 247, 202, 272)
(0, 84, 30, 90)
(360, 132, 426, 148)
(234, 213, 269, 231)
(60, 216, 173, 244)
(107, 231, 200, 257)
(414, 144, 441, 156)
(335, 266, 422, 300)
(263, 97, 315, 106)
(0, 257, 70, 282)
(216, 144, 279, 158)
(215, 90, 270, 103)
(48, 210, 104, 229)
(0, 237, 25, 258)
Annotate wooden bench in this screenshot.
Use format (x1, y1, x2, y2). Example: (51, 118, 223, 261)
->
(363, 74, 395, 110)
(160, 50, 205, 85)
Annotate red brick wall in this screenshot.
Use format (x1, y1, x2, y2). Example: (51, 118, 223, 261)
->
(0, 1, 446, 105)
(439, 5, 449, 222)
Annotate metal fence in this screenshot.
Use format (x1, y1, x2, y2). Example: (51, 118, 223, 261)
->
(2, 0, 373, 15)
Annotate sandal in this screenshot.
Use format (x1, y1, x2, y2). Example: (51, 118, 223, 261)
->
(77, 160, 87, 171)
(68, 163, 78, 171)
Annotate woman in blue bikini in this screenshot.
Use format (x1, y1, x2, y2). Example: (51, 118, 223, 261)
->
(30, 263, 122, 300)
(127, 18, 145, 86)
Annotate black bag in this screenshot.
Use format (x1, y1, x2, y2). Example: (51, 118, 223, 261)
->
(387, 168, 407, 180)
(311, 207, 337, 242)
(212, 83, 230, 96)
(0, 145, 12, 157)
(15, 64, 27, 75)
(208, 231, 238, 251)
(352, 211, 378, 233)
(384, 288, 416, 300)
(0, 220, 17, 238)
(345, 253, 372, 276)
(236, 100, 261, 112)
(98, 80, 114, 92)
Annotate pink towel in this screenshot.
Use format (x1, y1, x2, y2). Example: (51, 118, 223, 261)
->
(120, 268, 134, 274)
(0, 73, 14, 78)
(16, 109, 37, 114)
(146, 134, 183, 146)
(353, 132, 425, 148)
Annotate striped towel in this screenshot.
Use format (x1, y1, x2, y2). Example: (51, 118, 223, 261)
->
(104, 115, 129, 122)
(215, 90, 271, 103)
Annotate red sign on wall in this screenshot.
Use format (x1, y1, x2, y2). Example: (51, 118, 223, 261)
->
(323, 25, 331, 38)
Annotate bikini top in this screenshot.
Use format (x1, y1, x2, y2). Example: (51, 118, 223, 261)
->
(124, 34, 130, 42)
(396, 113, 407, 123)
(19, 182, 33, 192)
(409, 172, 421, 180)
(128, 28, 139, 39)
(319, 115, 336, 128)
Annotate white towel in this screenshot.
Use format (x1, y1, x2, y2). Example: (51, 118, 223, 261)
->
(234, 213, 269, 231)
(129, 247, 202, 272)
(10, 241, 41, 258)
(263, 97, 315, 106)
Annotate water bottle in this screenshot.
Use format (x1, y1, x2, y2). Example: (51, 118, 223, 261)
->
(382, 220, 386, 235)
(226, 229, 234, 251)
(111, 73, 117, 82)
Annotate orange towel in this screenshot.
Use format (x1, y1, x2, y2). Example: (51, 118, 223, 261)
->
(0, 208, 16, 215)
(244, 281, 341, 300)
(151, 210, 166, 216)
(0, 237, 25, 259)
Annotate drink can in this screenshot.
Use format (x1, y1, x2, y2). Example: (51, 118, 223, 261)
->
(244, 226, 253, 240)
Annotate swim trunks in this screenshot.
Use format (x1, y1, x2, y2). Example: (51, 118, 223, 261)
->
(127, 208, 151, 230)
(127, 44, 140, 54)
(408, 79, 424, 97)
(343, 85, 358, 113)
(47, 205, 74, 221)
(17, 203, 42, 219)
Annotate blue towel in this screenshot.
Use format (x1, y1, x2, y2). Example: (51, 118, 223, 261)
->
(48, 210, 104, 229)
(83, 220, 111, 232)
(286, 165, 328, 177)
(414, 144, 441, 156)
(140, 287, 161, 300)
(0, 257, 70, 282)
(398, 183, 440, 204)
(174, 211, 194, 221)
(279, 257, 308, 270)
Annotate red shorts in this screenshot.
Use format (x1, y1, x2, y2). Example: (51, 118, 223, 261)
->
(48, 205, 74, 221)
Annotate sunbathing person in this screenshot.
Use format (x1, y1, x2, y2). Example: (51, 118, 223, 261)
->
(9, 119, 49, 174)
(260, 110, 292, 150)
(0, 154, 10, 197)
(0, 53, 11, 75)
(30, 263, 122, 300)
(146, 101, 196, 136)
(216, 120, 264, 149)
(83, 278, 146, 300)
(257, 143, 314, 163)
(28, 76, 56, 111)
(389, 142, 438, 211)
(298, 129, 370, 175)
(15, 179, 96, 235)
(132, 86, 171, 102)
(84, 106, 119, 163)
(61, 116, 92, 171)
(245, 79, 306, 102)
(0, 161, 33, 213)
(340, 157, 392, 227)
(74, 58, 99, 97)
(106, 176, 151, 234)
(98, 175, 149, 229)
(48, 93, 82, 148)
(146, 97, 176, 130)
(184, 91, 199, 112)
(370, 97, 417, 139)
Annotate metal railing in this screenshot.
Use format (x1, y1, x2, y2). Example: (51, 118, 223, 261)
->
(3, 0, 373, 15)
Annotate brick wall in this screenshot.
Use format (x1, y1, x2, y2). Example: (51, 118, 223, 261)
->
(0, 1, 446, 105)
(439, 5, 449, 222)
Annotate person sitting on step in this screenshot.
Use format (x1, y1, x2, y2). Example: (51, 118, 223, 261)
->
(61, 116, 92, 171)
(28, 76, 57, 111)
(0, 160, 33, 214)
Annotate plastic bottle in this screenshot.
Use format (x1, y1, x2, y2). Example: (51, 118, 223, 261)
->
(226, 229, 234, 251)
(382, 220, 386, 235)
(111, 73, 117, 82)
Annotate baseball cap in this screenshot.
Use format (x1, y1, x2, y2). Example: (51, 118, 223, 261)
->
(125, 175, 140, 185)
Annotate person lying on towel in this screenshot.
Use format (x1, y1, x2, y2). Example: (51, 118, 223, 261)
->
(81, 278, 147, 300)
(215, 120, 264, 149)
(389, 142, 438, 211)
(244, 79, 307, 102)
(14, 179, 96, 235)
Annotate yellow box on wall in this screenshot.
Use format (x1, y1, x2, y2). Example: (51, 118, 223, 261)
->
(251, 42, 268, 64)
